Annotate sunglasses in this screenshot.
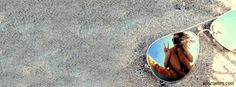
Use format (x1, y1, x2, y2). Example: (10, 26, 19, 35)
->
(146, 9, 236, 85)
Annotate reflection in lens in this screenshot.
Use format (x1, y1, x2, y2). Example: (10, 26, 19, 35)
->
(211, 9, 236, 52)
(146, 31, 199, 82)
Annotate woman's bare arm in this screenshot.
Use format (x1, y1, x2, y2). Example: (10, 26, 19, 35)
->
(164, 49, 171, 67)
(183, 46, 193, 62)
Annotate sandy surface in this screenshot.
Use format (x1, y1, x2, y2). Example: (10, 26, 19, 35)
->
(0, 0, 235, 87)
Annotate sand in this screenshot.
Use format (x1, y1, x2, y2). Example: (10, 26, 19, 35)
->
(0, 0, 235, 87)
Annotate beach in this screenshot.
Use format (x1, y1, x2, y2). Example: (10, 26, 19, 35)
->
(0, 0, 235, 87)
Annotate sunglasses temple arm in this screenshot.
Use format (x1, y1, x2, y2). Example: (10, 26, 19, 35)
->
(180, 16, 219, 32)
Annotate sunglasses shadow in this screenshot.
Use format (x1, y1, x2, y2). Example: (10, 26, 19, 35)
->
(210, 44, 236, 82)
(204, 30, 236, 82)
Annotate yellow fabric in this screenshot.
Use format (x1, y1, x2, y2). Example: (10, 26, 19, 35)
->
(147, 56, 177, 79)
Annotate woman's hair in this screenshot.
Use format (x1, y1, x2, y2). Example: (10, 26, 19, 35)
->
(172, 32, 186, 45)
(172, 32, 194, 45)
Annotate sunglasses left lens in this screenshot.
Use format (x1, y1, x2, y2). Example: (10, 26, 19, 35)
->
(146, 31, 199, 82)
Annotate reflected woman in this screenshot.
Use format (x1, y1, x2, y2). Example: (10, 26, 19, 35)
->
(164, 32, 193, 79)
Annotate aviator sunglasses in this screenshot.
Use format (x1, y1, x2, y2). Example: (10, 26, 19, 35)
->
(146, 9, 236, 86)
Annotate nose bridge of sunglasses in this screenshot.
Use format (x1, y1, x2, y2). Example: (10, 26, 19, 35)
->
(210, 9, 236, 52)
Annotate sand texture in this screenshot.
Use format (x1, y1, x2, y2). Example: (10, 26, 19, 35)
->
(0, 0, 235, 87)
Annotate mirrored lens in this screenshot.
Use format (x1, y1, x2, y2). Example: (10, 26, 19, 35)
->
(211, 9, 236, 52)
(146, 31, 199, 82)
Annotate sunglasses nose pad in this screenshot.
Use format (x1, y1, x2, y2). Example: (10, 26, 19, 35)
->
(146, 31, 199, 82)
(210, 10, 236, 52)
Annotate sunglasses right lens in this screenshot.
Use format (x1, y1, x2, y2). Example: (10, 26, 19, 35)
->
(211, 9, 236, 52)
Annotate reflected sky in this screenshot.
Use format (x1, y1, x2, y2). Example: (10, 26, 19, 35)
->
(147, 31, 199, 67)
